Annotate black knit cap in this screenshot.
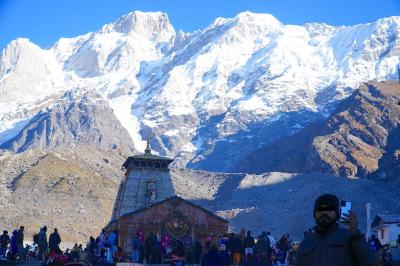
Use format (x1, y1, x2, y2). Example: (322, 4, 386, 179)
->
(313, 194, 340, 217)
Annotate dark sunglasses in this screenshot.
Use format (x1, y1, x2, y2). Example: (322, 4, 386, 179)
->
(316, 206, 335, 212)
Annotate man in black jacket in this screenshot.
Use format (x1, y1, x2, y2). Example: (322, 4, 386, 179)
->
(38, 226, 48, 261)
(255, 232, 271, 265)
(295, 194, 377, 266)
(49, 228, 62, 253)
(243, 231, 255, 261)
(228, 233, 243, 265)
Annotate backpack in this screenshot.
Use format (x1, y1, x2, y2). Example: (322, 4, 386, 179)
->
(33, 234, 39, 244)
(256, 238, 268, 254)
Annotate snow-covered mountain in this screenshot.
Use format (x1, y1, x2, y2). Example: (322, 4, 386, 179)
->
(1, 11, 399, 172)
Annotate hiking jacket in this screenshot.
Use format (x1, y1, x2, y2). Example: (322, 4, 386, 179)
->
(228, 236, 242, 253)
(295, 224, 376, 266)
(255, 237, 271, 255)
(49, 232, 61, 248)
(38, 230, 48, 247)
(0, 234, 10, 247)
(243, 236, 255, 248)
(16, 229, 24, 245)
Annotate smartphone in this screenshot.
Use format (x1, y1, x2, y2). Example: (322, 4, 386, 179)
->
(340, 200, 352, 223)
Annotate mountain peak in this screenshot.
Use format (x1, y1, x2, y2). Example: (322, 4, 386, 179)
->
(1, 38, 38, 59)
(374, 16, 400, 27)
(371, 16, 400, 37)
(103, 10, 175, 40)
(235, 11, 281, 25)
(233, 12, 282, 29)
(205, 12, 281, 35)
(5, 38, 32, 47)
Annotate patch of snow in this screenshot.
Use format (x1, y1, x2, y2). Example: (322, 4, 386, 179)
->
(239, 172, 297, 189)
(109, 95, 146, 152)
(216, 207, 258, 220)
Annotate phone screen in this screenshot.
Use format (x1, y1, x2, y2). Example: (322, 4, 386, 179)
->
(340, 200, 352, 222)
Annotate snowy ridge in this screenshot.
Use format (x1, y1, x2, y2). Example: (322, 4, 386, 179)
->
(0, 11, 399, 171)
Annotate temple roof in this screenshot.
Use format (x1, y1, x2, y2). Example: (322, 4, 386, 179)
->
(108, 195, 228, 225)
(122, 140, 173, 169)
(126, 153, 173, 161)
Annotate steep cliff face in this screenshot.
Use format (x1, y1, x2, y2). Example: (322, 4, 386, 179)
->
(305, 81, 400, 178)
(237, 81, 400, 180)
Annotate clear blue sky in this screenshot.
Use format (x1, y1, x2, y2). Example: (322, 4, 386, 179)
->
(0, 0, 399, 52)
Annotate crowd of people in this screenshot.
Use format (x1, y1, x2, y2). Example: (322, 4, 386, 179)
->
(0, 194, 399, 265)
(122, 228, 298, 265)
(0, 227, 394, 266)
(0, 224, 298, 266)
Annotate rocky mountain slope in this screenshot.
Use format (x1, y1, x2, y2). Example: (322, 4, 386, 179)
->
(174, 169, 400, 239)
(237, 81, 400, 180)
(1, 148, 400, 242)
(0, 146, 125, 242)
(0, 90, 135, 155)
(0, 12, 399, 172)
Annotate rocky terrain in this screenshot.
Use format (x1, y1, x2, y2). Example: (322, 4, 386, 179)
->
(237, 81, 400, 180)
(1, 149, 400, 242)
(0, 146, 126, 242)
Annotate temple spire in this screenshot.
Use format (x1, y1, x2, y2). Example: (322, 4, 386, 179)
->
(144, 136, 152, 155)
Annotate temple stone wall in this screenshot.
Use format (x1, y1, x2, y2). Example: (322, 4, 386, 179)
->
(107, 146, 228, 255)
(114, 168, 175, 218)
(108, 196, 228, 253)
(111, 145, 175, 221)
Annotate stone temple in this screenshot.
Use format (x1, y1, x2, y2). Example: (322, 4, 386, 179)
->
(106, 142, 228, 253)
(111, 141, 175, 219)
